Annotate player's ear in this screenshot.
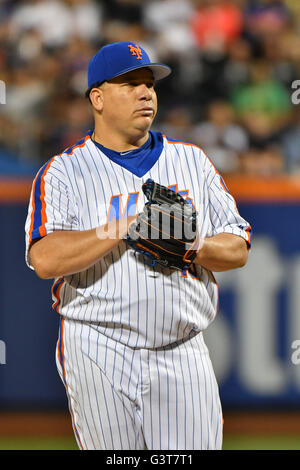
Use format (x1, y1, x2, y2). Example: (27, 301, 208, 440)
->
(89, 87, 104, 112)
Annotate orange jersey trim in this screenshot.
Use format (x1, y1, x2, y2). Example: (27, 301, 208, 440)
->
(28, 134, 91, 243)
(51, 277, 64, 313)
(38, 156, 56, 239)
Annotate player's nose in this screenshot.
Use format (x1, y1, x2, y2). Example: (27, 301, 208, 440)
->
(137, 83, 153, 100)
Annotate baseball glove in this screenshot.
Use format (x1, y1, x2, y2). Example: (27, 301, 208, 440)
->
(126, 179, 200, 271)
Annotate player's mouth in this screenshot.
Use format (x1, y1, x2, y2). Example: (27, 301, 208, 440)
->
(135, 107, 154, 116)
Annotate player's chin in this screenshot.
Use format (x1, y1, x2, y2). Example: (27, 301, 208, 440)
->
(134, 117, 154, 133)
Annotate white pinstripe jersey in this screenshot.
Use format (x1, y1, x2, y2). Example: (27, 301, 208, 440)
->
(25, 131, 251, 349)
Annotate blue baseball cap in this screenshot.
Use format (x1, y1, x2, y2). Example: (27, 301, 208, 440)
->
(87, 41, 172, 90)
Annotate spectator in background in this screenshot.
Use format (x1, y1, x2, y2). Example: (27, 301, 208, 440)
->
(142, 0, 199, 111)
(59, 36, 96, 95)
(63, 0, 103, 42)
(158, 105, 196, 144)
(40, 92, 93, 161)
(4, 62, 48, 120)
(102, 21, 158, 62)
(8, 0, 102, 48)
(238, 146, 285, 176)
(143, 0, 196, 57)
(102, 0, 143, 24)
(186, 0, 246, 111)
(223, 38, 252, 95)
(191, 99, 249, 174)
(190, 0, 243, 53)
(272, 29, 300, 80)
(243, 0, 291, 40)
(100, 0, 150, 52)
(0, 0, 103, 162)
(281, 107, 300, 174)
(9, 0, 75, 48)
(231, 59, 292, 148)
(0, 60, 48, 160)
(285, 0, 300, 27)
(261, 30, 299, 90)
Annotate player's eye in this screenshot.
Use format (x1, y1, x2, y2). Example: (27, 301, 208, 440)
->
(128, 81, 155, 88)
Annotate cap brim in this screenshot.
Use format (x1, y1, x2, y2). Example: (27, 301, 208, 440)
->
(108, 64, 172, 80)
(86, 63, 171, 97)
(108, 63, 172, 82)
(141, 63, 172, 81)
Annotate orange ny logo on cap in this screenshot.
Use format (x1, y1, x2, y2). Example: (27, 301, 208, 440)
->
(128, 44, 142, 60)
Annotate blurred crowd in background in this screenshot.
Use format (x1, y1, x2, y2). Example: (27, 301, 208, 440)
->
(0, 0, 300, 176)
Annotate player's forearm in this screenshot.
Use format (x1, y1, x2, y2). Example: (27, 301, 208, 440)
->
(195, 233, 249, 272)
(29, 216, 136, 279)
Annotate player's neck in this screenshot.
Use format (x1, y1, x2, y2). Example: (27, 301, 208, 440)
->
(92, 127, 149, 153)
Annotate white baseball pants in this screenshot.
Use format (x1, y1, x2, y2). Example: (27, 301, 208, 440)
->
(56, 317, 223, 450)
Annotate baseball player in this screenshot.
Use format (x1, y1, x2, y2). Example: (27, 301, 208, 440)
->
(25, 41, 251, 450)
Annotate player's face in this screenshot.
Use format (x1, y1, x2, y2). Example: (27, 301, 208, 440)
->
(101, 68, 158, 138)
